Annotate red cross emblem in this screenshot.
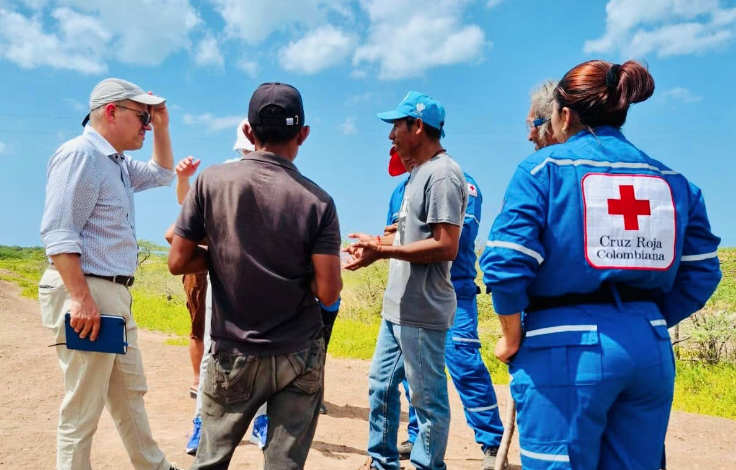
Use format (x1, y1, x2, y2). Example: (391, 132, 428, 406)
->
(469, 184, 475, 192)
(607, 185, 651, 231)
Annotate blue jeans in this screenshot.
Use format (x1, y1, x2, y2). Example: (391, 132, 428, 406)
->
(367, 319, 450, 470)
(403, 297, 503, 451)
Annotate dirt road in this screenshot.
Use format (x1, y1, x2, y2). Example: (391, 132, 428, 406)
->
(1, 280, 734, 469)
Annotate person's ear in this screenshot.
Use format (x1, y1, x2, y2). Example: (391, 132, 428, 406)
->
(297, 125, 310, 146)
(414, 118, 424, 136)
(244, 123, 256, 145)
(561, 107, 573, 135)
(105, 103, 117, 123)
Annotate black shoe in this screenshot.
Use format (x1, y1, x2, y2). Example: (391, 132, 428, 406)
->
(397, 440, 413, 460)
(319, 402, 327, 414)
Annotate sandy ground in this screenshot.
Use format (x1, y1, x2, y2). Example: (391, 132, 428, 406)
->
(1, 280, 734, 470)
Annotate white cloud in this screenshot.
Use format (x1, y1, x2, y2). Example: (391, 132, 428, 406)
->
(0, 0, 201, 74)
(61, 0, 201, 65)
(64, 98, 86, 112)
(0, 141, 6, 155)
(183, 113, 244, 133)
(236, 59, 259, 78)
(0, 8, 108, 74)
(339, 116, 358, 134)
(279, 25, 357, 74)
(353, 0, 488, 80)
(195, 32, 224, 68)
(661, 87, 703, 103)
(585, 0, 736, 58)
(208, 0, 352, 46)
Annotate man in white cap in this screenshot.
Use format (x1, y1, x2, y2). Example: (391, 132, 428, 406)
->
(39, 78, 181, 470)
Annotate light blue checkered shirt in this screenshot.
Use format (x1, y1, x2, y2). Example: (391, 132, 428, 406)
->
(41, 126, 175, 276)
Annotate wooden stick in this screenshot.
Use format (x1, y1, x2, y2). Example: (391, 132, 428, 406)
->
(494, 383, 516, 470)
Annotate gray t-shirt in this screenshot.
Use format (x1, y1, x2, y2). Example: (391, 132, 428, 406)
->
(382, 152, 468, 329)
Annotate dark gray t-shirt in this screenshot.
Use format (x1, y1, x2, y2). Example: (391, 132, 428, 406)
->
(382, 152, 467, 329)
(175, 151, 341, 355)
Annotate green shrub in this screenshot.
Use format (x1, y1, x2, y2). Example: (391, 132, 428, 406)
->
(685, 306, 736, 364)
(673, 361, 736, 419)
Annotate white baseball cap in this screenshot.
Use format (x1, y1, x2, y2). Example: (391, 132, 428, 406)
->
(82, 78, 165, 127)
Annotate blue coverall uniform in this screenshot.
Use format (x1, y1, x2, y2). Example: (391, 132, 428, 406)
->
(480, 126, 722, 469)
(390, 173, 505, 451)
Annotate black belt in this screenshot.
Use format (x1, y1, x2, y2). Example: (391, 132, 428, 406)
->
(85, 273, 135, 287)
(526, 284, 654, 313)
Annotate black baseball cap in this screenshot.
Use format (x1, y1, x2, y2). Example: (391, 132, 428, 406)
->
(248, 82, 305, 128)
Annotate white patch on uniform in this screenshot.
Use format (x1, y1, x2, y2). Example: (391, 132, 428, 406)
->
(389, 196, 409, 273)
(582, 173, 676, 270)
(467, 182, 478, 197)
(415, 102, 425, 116)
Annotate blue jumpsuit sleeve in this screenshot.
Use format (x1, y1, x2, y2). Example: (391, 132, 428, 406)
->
(479, 166, 548, 315)
(320, 298, 341, 312)
(386, 179, 407, 226)
(462, 176, 481, 242)
(658, 182, 721, 327)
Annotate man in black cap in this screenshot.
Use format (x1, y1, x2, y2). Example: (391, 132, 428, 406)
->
(169, 82, 342, 469)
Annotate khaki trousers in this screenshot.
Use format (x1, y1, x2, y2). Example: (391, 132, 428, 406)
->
(39, 267, 169, 470)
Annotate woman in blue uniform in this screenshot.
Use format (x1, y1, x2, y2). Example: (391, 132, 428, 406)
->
(480, 60, 721, 469)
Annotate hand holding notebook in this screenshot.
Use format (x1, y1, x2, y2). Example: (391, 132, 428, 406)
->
(64, 312, 128, 354)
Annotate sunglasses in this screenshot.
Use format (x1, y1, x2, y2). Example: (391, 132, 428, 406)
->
(116, 104, 151, 126)
(526, 117, 548, 132)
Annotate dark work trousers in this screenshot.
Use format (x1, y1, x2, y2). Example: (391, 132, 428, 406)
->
(192, 338, 325, 470)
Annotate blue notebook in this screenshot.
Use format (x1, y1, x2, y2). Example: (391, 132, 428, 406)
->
(64, 313, 128, 354)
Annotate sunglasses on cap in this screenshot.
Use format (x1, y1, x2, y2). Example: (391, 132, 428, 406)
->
(115, 104, 152, 126)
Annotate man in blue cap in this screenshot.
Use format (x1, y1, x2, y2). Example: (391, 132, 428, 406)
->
(384, 144, 505, 469)
(344, 91, 467, 470)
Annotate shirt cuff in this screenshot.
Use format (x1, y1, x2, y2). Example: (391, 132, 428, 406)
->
(491, 289, 529, 316)
(320, 297, 341, 312)
(149, 160, 176, 186)
(42, 230, 82, 256)
(426, 216, 464, 226)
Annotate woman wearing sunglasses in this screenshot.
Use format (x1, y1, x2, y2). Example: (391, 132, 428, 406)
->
(480, 60, 721, 469)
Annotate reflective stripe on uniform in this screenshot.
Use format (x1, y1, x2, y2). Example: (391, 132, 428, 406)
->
(452, 337, 481, 344)
(529, 157, 679, 177)
(526, 325, 598, 337)
(681, 251, 718, 262)
(464, 213, 480, 225)
(486, 240, 544, 264)
(520, 448, 571, 462)
(465, 404, 498, 412)
(650, 319, 667, 327)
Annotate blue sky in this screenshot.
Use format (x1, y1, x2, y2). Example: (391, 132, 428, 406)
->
(1, 0, 735, 249)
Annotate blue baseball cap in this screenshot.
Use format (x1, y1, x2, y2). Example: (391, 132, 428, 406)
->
(377, 91, 446, 138)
